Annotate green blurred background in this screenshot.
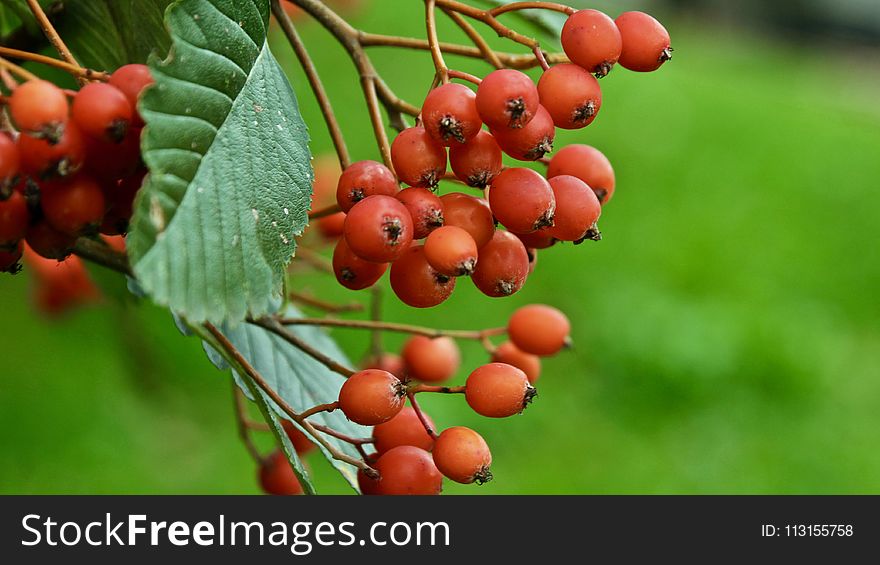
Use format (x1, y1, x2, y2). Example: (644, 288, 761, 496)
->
(2, 0, 879, 494)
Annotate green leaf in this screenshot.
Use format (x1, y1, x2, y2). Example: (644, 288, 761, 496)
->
(128, 0, 313, 324)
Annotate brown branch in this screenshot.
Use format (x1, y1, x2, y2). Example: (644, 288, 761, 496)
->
(289, 291, 364, 314)
(72, 237, 133, 277)
(278, 316, 506, 341)
(233, 383, 266, 464)
(409, 384, 467, 394)
(0, 46, 109, 81)
(448, 69, 482, 85)
(487, 1, 575, 17)
(300, 401, 339, 419)
(440, 7, 503, 69)
(407, 391, 438, 440)
(0, 56, 38, 82)
(25, 0, 85, 85)
(434, 0, 545, 54)
(308, 203, 342, 220)
(425, 0, 449, 83)
(311, 422, 373, 445)
(250, 316, 357, 378)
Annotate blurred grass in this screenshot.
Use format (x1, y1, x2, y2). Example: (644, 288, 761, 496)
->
(1, 4, 879, 494)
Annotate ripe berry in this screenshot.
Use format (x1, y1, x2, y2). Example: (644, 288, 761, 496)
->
(318, 211, 346, 239)
(336, 160, 398, 212)
(18, 123, 86, 179)
(0, 133, 20, 194)
(338, 369, 406, 426)
(40, 175, 106, 235)
(432, 426, 492, 484)
(361, 352, 405, 379)
(547, 144, 616, 204)
(391, 127, 447, 188)
(281, 420, 316, 456)
(538, 64, 602, 129)
(424, 225, 478, 277)
(23, 249, 101, 314)
(547, 175, 601, 242)
(475, 69, 539, 129)
(0, 190, 29, 246)
(9, 80, 69, 140)
(488, 167, 555, 234)
(72, 83, 133, 143)
(516, 229, 556, 250)
(332, 236, 388, 290)
(343, 195, 413, 263)
(421, 83, 482, 145)
(561, 9, 622, 77)
(259, 450, 304, 495)
(448, 130, 503, 188)
(0, 240, 23, 274)
(401, 335, 460, 383)
(396, 187, 443, 239)
(100, 171, 144, 235)
(374, 446, 443, 495)
(492, 105, 555, 161)
(471, 230, 529, 297)
(508, 304, 571, 356)
(83, 126, 143, 181)
(439, 192, 494, 248)
(616, 11, 672, 72)
(465, 362, 536, 418)
(389, 244, 456, 308)
(24, 221, 76, 261)
(108, 63, 154, 127)
(491, 341, 541, 384)
(372, 406, 435, 454)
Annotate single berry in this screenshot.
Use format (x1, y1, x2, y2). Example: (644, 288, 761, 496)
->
(40, 175, 106, 235)
(488, 167, 555, 234)
(439, 192, 495, 248)
(0, 240, 23, 274)
(389, 244, 456, 308)
(9, 80, 69, 141)
(100, 170, 145, 235)
(491, 105, 555, 161)
(318, 211, 346, 239)
(361, 352, 405, 379)
(281, 420, 316, 456)
(374, 446, 443, 495)
(401, 335, 460, 383)
(448, 130, 503, 188)
(465, 362, 536, 418)
(0, 190, 29, 246)
(615, 11, 673, 72)
(83, 126, 143, 181)
(338, 369, 406, 426)
(24, 221, 76, 261)
(332, 236, 388, 290)
(432, 426, 492, 484)
(424, 225, 478, 277)
(471, 230, 530, 297)
(23, 249, 101, 315)
(18, 123, 86, 179)
(547, 175, 601, 242)
(516, 229, 556, 250)
(108, 63, 154, 127)
(561, 9, 622, 77)
(547, 144, 616, 204)
(336, 160, 398, 212)
(507, 304, 571, 356)
(0, 133, 20, 194)
(259, 450, 304, 495)
(421, 83, 482, 145)
(343, 195, 413, 263)
(491, 341, 542, 384)
(537, 64, 602, 129)
(391, 127, 447, 188)
(72, 83, 133, 143)
(372, 406, 435, 454)
(475, 69, 539, 129)
(396, 187, 444, 239)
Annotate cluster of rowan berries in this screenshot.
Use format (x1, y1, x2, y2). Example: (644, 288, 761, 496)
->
(0, 64, 154, 273)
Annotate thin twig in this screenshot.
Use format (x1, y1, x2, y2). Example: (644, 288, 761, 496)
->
(448, 69, 482, 85)
(250, 316, 357, 377)
(360, 75, 394, 171)
(409, 384, 467, 394)
(440, 7, 503, 69)
(308, 203, 342, 220)
(311, 422, 373, 445)
(278, 316, 506, 341)
(233, 383, 266, 464)
(25, 0, 85, 85)
(407, 391, 438, 440)
(0, 46, 109, 81)
(72, 237, 133, 277)
(0, 56, 38, 82)
(289, 291, 364, 314)
(293, 246, 333, 273)
(425, 0, 449, 83)
(488, 1, 575, 17)
(434, 0, 544, 54)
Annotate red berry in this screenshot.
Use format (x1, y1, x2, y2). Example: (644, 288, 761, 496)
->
(281, 420, 316, 456)
(83, 126, 143, 182)
(391, 127, 447, 187)
(401, 335, 460, 383)
(491, 105, 555, 161)
(439, 192, 494, 248)
(515, 229, 556, 250)
(547, 175, 601, 242)
(0, 133, 20, 192)
(372, 406, 435, 454)
(23, 249, 101, 314)
(332, 236, 387, 290)
(317, 211, 346, 239)
(108, 64, 154, 127)
(396, 187, 444, 239)
(0, 240, 23, 274)
(0, 190, 29, 246)
(338, 369, 406, 426)
(616, 11, 672, 72)
(432, 426, 492, 484)
(537, 64, 602, 129)
(374, 446, 443, 495)
(24, 221, 76, 261)
(466, 362, 535, 418)
(547, 144, 615, 204)
(448, 130, 503, 188)
(488, 167, 555, 234)
(491, 341, 541, 384)
(9, 80, 69, 140)
(100, 171, 144, 235)
(507, 304, 571, 356)
(18, 123, 86, 179)
(259, 450, 304, 495)
(336, 160, 398, 212)
(40, 175, 106, 235)
(389, 244, 456, 308)
(361, 353, 405, 379)
(72, 83, 133, 143)
(475, 69, 539, 130)
(343, 195, 413, 262)
(561, 9, 622, 77)
(424, 225, 478, 277)
(421, 83, 482, 145)
(471, 230, 529, 297)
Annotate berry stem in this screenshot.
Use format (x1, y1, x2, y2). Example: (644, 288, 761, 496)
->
(439, 7, 503, 69)
(369, 285, 384, 359)
(308, 203, 342, 220)
(0, 46, 110, 81)
(425, 0, 450, 84)
(24, 0, 85, 85)
(409, 384, 467, 394)
(250, 316, 357, 378)
(72, 237, 133, 277)
(406, 391, 439, 440)
(310, 422, 374, 446)
(433, 0, 545, 55)
(0, 55, 38, 82)
(448, 69, 482, 85)
(277, 316, 507, 341)
(487, 1, 576, 17)
(233, 383, 267, 464)
(300, 401, 340, 419)
(289, 291, 365, 314)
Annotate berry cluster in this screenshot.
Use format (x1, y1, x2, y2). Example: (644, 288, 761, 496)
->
(0, 64, 153, 272)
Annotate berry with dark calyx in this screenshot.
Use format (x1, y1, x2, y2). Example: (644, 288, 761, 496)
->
(561, 9, 622, 77)
(100, 171, 145, 236)
(332, 236, 388, 290)
(465, 362, 536, 418)
(372, 406, 435, 454)
(390, 244, 456, 308)
(491, 341, 541, 384)
(401, 335, 460, 383)
(357, 453, 381, 495)
(338, 369, 406, 426)
(391, 127, 447, 188)
(488, 167, 556, 234)
(18, 123, 86, 179)
(616, 11, 673, 72)
(83, 126, 143, 181)
(547, 144, 616, 204)
(547, 175, 601, 242)
(0, 134, 20, 195)
(281, 420, 316, 456)
(421, 83, 482, 145)
(538, 64, 602, 129)
(471, 230, 530, 297)
(343, 195, 413, 263)
(361, 352, 405, 379)
(424, 225, 478, 277)
(516, 229, 556, 250)
(108, 63, 154, 127)
(0, 190, 29, 246)
(475, 69, 539, 130)
(40, 175, 106, 236)
(508, 304, 571, 356)
(9, 80, 69, 141)
(432, 426, 492, 484)
(336, 160, 399, 212)
(259, 450, 304, 495)
(72, 83, 133, 143)
(24, 221, 76, 261)
(439, 192, 495, 248)
(491, 105, 555, 161)
(374, 446, 443, 495)
(448, 130, 503, 188)
(0, 240, 23, 274)
(396, 187, 444, 239)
